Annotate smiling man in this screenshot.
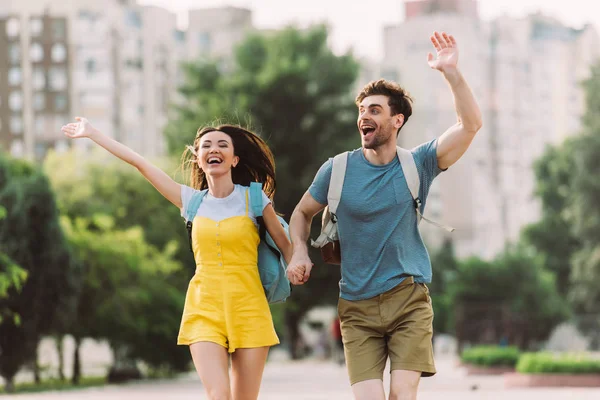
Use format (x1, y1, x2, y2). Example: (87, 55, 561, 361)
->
(287, 31, 482, 400)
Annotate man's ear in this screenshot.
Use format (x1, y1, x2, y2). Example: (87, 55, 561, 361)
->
(394, 114, 405, 130)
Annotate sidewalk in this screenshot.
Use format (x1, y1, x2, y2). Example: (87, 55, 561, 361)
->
(2, 356, 599, 399)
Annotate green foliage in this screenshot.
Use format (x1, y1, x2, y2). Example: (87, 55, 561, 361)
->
(0, 252, 28, 325)
(522, 63, 600, 346)
(429, 239, 458, 334)
(44, 149, 193, 269)
(61, 216, 190, 372)
(0, 153, 80, 390)
(452, 247, 568, 348)
(461, 345, 520, 367)
(523, 139, 580, 291)
(517, 352, 600, 374)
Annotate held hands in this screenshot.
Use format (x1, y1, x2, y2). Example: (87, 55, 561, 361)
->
(427, 31, 459, 73)
(61, 117, 99, 139)
(286, 252, 313, 285)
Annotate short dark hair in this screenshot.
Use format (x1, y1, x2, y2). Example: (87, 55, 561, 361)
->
(355, 79, 414, 128)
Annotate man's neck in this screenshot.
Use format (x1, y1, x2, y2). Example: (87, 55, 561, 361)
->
(362, 141, 397, 166)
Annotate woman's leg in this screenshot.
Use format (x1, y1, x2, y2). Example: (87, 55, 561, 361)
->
(190, 342, 231, 400)
(230, 347, 270, 400)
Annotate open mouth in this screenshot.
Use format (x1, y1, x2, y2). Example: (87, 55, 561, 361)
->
(207, 156, 223, 165)
(360, 125, 376, 136)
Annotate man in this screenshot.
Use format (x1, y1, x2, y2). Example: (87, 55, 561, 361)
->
(287, 31, 482, 400)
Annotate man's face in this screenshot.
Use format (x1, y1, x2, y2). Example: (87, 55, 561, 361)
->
(357, 95, 404, 150)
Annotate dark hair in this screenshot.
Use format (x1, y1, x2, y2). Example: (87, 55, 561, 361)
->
(355, 79, 414, 131)
(182, 124, 276, 200)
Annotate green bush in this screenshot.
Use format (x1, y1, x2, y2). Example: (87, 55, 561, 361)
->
(517, 353, 600, 374)
(461, 345, 520, 367)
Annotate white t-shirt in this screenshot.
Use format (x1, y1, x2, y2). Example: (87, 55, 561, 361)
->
(180, 184, 271, 228)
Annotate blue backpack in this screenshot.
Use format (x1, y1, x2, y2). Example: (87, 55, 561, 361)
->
(184, 183, 291, 304)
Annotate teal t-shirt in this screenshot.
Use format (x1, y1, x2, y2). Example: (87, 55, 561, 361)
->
(309, 139, 444, 300)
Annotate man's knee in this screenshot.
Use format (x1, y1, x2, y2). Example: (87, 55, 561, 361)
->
(389, 370, 420, 400)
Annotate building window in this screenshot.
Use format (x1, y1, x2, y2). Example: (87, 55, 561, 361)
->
(9, 44, 20, 64)
(52, 19, 66, 39)
(51, 43, 67, 63)
(199, 32, 212, 53)
(35, 117, 45, 137)
(30, 18, 43, 36)
(8, 68, 22, 86)
(10, 140, 24, 158)
(10, 115, 23, 134)
(6, 18, 20, 38)
(55, 93, 67, 111)
(34, 93, 46, 111)
(35, 143, 47, 160)
(9, 92, 23, 111)
(126, 10, 142, 28)
(49, 67, 67, 91)
(85, 58, 96, 75)
(30, 43, 44, 62)
(33, 67, 46, 90)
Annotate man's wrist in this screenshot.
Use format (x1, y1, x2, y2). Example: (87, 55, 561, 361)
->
(441, 67, 463, 86)
(291, 241, 309, 258)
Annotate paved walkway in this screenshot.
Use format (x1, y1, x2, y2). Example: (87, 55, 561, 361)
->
(3, 357, 599, 399)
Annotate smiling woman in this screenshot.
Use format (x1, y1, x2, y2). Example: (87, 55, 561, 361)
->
(60, 118, 293, 400)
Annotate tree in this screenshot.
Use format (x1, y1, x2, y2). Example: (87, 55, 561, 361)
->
(522, 139, 580, 294)
(0, 154, 80, 392)
(522, 63, 600, 347)
(428, 238, 459, 334)
(565, 64, 600, 347)
(451, 248, 568, 351)
(165, 25, 360, 357)
(0, 206, 28, 326)
(44, 149, 192, 379)
(44, 149, 193, 269)
(62, 216, 189, 383)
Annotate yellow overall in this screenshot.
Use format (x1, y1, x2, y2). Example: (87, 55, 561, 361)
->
(177, 190, 279, 352)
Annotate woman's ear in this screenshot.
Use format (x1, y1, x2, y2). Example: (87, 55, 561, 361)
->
(232, 155, 240, 168)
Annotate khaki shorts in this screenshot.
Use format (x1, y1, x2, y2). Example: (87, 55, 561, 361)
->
(338, 276, 436, 385)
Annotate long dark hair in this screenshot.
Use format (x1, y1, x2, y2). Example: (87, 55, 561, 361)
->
(181, 124, 276, 200)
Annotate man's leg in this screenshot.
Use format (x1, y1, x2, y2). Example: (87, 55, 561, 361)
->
(338, 296, 387, 400)
(389, 370, 421, 400)
(384, 281, 436, 400)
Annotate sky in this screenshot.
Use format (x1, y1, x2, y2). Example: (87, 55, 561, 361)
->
(138, 0, 600, 60)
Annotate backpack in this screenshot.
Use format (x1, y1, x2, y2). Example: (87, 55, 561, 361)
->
(311, 146, 454, 265)
(184, 183, 291, 304)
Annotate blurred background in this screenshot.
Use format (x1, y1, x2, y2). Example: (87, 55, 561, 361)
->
(1, 0, 600, 397)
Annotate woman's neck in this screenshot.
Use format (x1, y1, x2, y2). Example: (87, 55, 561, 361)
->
(206, 174, 235, 198)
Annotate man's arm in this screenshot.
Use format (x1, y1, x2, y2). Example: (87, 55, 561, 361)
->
(288, 191, 326, 285)
(427, 32, 483, 170)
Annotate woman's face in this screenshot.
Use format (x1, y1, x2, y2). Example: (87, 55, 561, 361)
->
(197, 130, 239, 176)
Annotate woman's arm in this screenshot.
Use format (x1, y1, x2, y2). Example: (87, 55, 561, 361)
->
(62, 117, 183, 208)
(262, 204, 293, 265)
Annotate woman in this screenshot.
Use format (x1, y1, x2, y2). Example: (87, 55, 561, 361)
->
(62, 117, 300, 400)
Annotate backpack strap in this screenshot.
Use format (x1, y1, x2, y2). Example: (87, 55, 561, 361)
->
(249, 182, 264, 217)
(249, 182, 268, 239)
(327, 152, 349, 215)
(396, 146, 454, 232)
(185, 189, 208, 252)
(311, 153, 348, 248)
